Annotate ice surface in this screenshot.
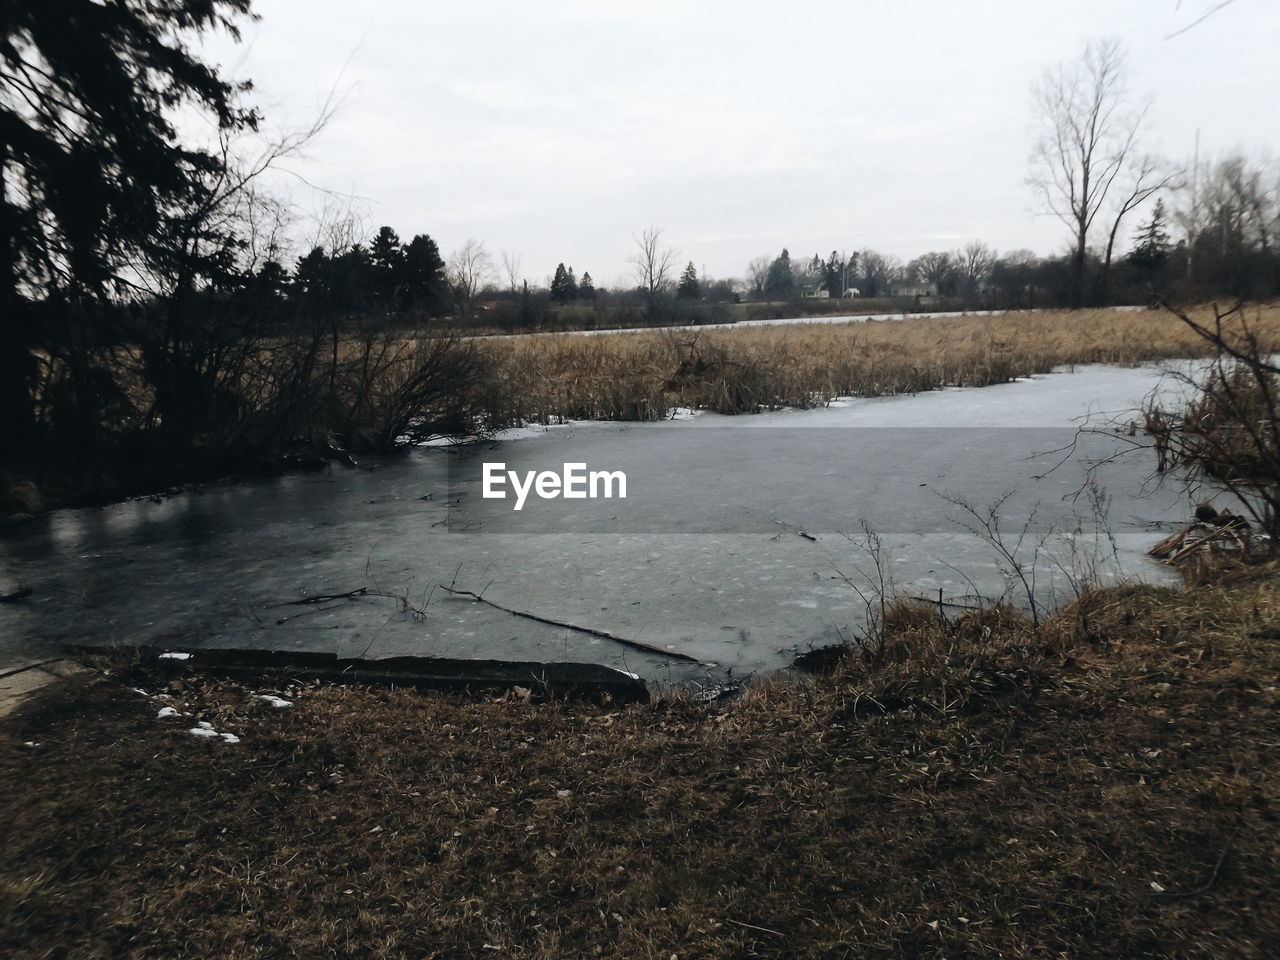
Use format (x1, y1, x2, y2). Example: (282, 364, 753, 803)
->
(0, 362, 1206, 685)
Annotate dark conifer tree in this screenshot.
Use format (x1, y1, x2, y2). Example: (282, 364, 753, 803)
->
(1128, 199, 1172, 291)
(824, 251, 846, 297)
(402, 234, 447, 312)
(765, 249, 795, 300)
(1129, 200, 1170, 269)
(550, 263, 577, 304)
(676, 261, 701, 300)
(369, 226, 405, 302)
(1, 0, 259, 449)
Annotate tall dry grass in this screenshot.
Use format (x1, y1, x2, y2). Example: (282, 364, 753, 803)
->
(479, 305, 1280, 423)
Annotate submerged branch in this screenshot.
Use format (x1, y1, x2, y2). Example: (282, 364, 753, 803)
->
(437, 585, 700, 663)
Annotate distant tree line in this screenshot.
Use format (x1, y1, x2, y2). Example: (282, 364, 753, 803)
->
(735, 149, 1278, 309)
(1025, 38, 1278, 306)
(291, 227, 450, 315)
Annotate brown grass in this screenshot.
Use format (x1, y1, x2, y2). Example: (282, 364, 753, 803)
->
(481, 304, 1280, 422)
(3, 564, 1279, 958)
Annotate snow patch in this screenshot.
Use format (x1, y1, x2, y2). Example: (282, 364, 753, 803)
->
(157, 706, 181, 719)
(254, 694, 293, 709)
(188, 719, 240, 743)
(158, 652, 191, 660)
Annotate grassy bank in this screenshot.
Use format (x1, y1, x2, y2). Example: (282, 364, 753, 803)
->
(482, 304, 1280, 421)
(3, 563, 1277, 958)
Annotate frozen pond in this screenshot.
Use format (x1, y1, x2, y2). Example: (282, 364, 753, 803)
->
(0, 362, 1203, 689)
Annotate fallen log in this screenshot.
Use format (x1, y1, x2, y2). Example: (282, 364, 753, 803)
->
(1150, 521, 1254, 565)
(438, 585, 700, 663)
(285, 587, 369, 605)
(1165, 531, 1227, 564)
(1149, 526, 1192, 560)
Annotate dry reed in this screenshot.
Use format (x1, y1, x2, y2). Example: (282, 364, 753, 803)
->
(480, 305, 1280, 423)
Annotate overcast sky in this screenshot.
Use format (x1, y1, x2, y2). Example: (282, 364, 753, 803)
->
(203, 0, 1279, 287)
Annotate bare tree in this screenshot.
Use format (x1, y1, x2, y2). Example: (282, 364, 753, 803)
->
(448, 239, 494, 320)
(746, 255, 771, 298)
(306, 188, 370, 258)
(500, 249, 522, 294)
(956, 241, 996, 296)
(858, 249, 901, 298)
(1176, 153, 1278, 293)
(1100, 153, 1178, 297)
(1028, 38, 1148, 305)
(912, 251, 956, 292)
(1165, 0, 1239, 40)
(630, 226, 677, 321)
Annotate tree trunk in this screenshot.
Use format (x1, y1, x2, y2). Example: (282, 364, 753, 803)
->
(1072, 225, 1088, 309)
(1101, 220, 1122, 306)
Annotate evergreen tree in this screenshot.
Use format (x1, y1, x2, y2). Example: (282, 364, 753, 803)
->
(329, 244, 374, 310)
(676, 261, 701, 300)
(1, 0, 258, 447)
(1129, 199, 1171, 271)
(369, 226, 405, 301)
(238, 258, 288, 323)
(293, 246, 331, 300)
(824, 251, 844, 297)
(403, 234, 447, 312)
(550, 263, 577, 304)
(252, 259, 288, 302)
(764, 249, 795, 300)
(579, 271, 596, 303)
